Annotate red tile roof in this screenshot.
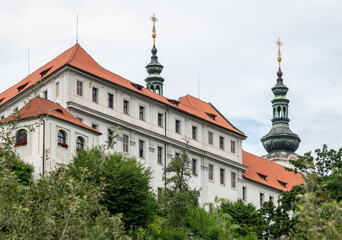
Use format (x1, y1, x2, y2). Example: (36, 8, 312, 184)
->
(2, 97, 101, 134)
(242, 151, 303, 191)
(0, 44, 245, 138)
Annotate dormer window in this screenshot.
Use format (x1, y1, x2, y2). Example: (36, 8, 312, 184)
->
(55, 109, 63, 114)
(278, 180, 287, 188)
(206, 113, 217, 120)
(0, 97, 4, 103)
(257, 173, 267, 181)
(167, 99, 180, 106)
(131, 83, 144, 91)
(40, 67, 52, 78)
(17, 82, 29, 93)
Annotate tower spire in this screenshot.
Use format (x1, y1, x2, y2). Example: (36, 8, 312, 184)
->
(260, 40, 301, 167)
(145, 14, 164, 95)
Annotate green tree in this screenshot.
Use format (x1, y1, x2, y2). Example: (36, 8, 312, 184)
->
(161, 147, 200, 228)
(0, 157, 129, 239)
(69, 147, 157, 229)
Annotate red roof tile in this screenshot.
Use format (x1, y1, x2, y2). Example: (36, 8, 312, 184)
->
(0, 44, 245, 138)
(242, 151, 303, 191)
(2, 97, 101, 134)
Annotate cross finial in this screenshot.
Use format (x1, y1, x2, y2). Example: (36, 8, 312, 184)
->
(150, 14, 158, 45)
(275, 38, 283, 67)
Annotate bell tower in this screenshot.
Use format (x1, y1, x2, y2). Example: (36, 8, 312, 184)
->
(145, 14, 164, 96)
(260, 39, 301, 167)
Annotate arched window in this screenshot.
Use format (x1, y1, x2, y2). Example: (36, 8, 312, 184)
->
(76, 137, 84, 151)
(15, 129, 27, 146)
(150, 85, 154, 92)
(58, 130, 68, 148)
(156, 85, 160, 94)
(277, 106, 281, 118)
(283, 107, 286, 118)
(273, 108, 276, 118)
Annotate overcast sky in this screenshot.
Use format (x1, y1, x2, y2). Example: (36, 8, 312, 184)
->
(1, 0, 341, 156)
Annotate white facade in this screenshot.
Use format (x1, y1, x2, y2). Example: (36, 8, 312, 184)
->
(0, 53, 288, 208)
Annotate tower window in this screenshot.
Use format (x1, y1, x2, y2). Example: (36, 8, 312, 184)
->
(123, 135, 129, 152)
(219, 136, 225, 150)
(192, 126, 197, 140)
(123, 100, 129, 115)
(208, 131, 213, 145)
(108, 93, 114, 108)
(156, 85, 160, 95)
(92, 87, 98, 103)
(283, 107, 286, 118)
(277, 106, 281, 118)
(175, 120, 181, 134)
(77, 81, 83, 96)
(158, 113, 163, 127)
(139, 106, 145, 120)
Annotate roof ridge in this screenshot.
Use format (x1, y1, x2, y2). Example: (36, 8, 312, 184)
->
(67, 43, 80, 64)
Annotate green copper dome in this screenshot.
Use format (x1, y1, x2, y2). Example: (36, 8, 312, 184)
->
(145, 45, 164, 95)
(261, 67, 301, 157)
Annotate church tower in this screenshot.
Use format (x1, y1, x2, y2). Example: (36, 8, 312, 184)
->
(261, 40, 301, 167)
(145, 14, 164, 96)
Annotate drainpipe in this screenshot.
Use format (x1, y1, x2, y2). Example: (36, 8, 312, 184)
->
(164, 104, 170, 189)
(41, 118, 46, 177)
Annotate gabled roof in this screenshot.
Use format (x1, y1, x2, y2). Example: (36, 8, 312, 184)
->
(242, 151, 303, 191)
(2, 97, 101, 134)
(0, 44, 246, 138)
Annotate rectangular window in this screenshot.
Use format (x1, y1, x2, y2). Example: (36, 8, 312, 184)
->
(108, 128, 113, 147)
(139, 140, 144, 158)
(139, 106, 145, 120)
(175, 152, 180, 158)
(123, 134, 129, 152)
(77, 81, 83, 96)
(269, 196, 274, 203)
(92, 87, 98, 103)
(192, 159, 197, 176)
(220, 136, 225, 150)
(92, 124, 98, 130)
(242, 186, 247, 201)
(208, 131, 213, 145)
(108, 93, 114, 108)
(260, 193, 264, 207)
(220, 168, 225, 185)
(175, 120, 181, 133)
(158, 113, 163, 127)
(209, 164, 213, 181)
(43, 90, 48, 99)
(157, 146, 163, 164)
(192, 126, 197, 140)
(231, 172, 236, 188)
(56, 82, 59, 98)
(123, 100, 129, 114)
(157, 188, 162, 201)
(231, 140, 236, 153)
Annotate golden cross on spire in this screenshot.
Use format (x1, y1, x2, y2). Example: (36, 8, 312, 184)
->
(275, 38, 283, 67)
(150, 14, 158, 45)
